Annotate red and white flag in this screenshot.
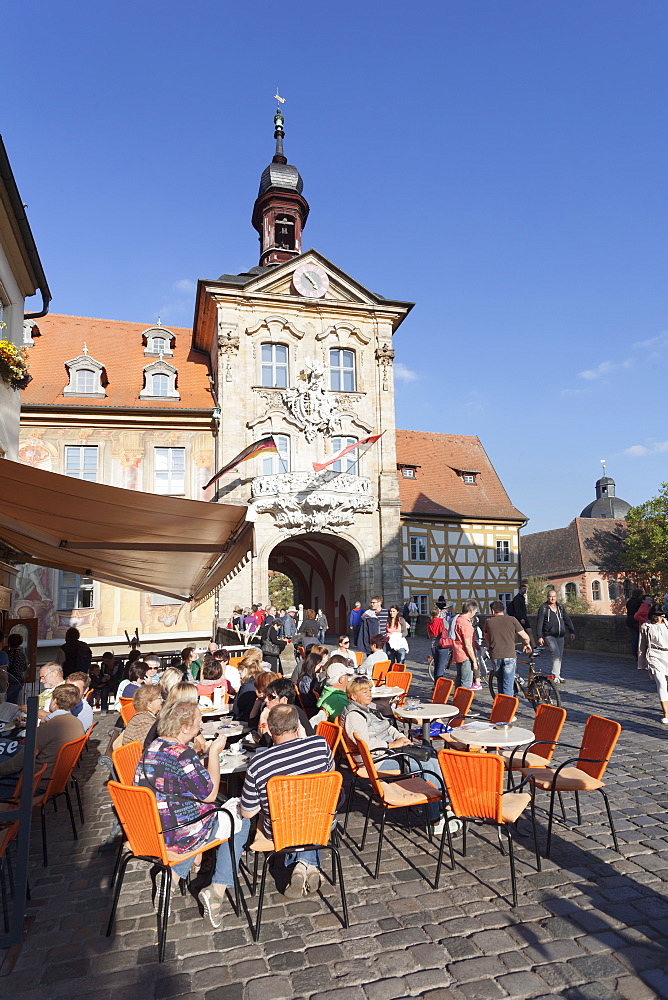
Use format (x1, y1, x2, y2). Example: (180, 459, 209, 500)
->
(312, 433, 383, 473)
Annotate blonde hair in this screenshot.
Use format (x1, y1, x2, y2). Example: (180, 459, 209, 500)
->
(159, 666, 184, 698)
(133, 684, 162, 713)
(239, 652, 263, 680)
(163, 681, 199, 710)
(157, 700, 200, 740)
(346, 676, 372, 701)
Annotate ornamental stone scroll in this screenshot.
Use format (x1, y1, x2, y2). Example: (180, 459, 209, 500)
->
(375, 343, 395, 391)
(217, 323, 240, 382)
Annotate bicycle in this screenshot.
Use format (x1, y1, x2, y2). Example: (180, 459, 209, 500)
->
(487, 646, 561, 708)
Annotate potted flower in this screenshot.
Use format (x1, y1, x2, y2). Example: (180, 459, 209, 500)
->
(0, 323, 32, 390)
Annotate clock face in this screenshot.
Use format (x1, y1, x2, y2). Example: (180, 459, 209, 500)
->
(292, 262, 329, 298)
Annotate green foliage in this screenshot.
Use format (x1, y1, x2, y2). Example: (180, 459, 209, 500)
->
(526, 575, 592, 615)
(267, 570, 294, 611)
(623, 482, 668, 591)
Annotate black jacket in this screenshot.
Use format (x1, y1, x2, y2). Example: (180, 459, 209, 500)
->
(536, 602, 575, 639)
(507, 592, 528, 624)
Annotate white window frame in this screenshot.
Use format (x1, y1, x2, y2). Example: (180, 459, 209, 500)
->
(329, 348, 356, 392)
(462, 474, 476, 485)
(63, 352, 106, 398)
(143, 326, 175, 357)
(401, 467, 416, 479)
(413, 594, 429, 616)
(410, 535, 428, 562)
(262, 434, 291, 475)
(154, 447, 186, 495)
(564, 582, 577, 600)
(331, 435, 357, 473)
(64, 445, 98, 482)
(58, 571, 94, 610)
(140, 359, 180, 399)
(76, 369, 95, 393)
(260, 343, 289, 388)
(150, 593, 184, 607)
(496, 540, 510, 563)
(591, 580, 602, 601)
(498, 593, 512, 610)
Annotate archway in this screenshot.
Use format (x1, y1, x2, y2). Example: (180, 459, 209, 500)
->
(268, 533, 362, 635)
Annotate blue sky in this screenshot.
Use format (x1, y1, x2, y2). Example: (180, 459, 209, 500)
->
(5, 1, 668, 532)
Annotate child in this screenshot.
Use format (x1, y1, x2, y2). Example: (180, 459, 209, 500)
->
(87, 663, 111, 712)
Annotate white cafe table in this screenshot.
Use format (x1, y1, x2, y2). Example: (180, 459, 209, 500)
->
(452, 723, 535, 750)
(371, 686, 405, 699)
(394, 703, 459, 743)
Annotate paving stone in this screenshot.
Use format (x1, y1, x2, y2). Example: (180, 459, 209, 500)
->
(616, 977, 663, 1000)
(568, 954, 629, 979)
(562, 982, 623, 1000)
(495, 972, 549, 997)
(409, 942, 449, 968)
(476, 929, 518, 954)
(244, 975, 294, 1000)
(267, 951, 304, 972)
(404, 968, 453, 993)
(306, 943, 344, 964)
(204, 987, 244, 1000)
(455, 980, 508, 1000)
(641, 969, 668, 997)
(447, 957, 506, 983)
(362, 978, 409, 1000)
(442, 937, 482, 960)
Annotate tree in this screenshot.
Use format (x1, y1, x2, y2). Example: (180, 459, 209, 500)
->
(267, 570, 294, 610)
(526, 575, 592, 615)
(623, 483, 668, 592)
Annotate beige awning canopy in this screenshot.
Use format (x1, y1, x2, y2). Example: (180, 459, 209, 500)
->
(0, 460, 253, 603)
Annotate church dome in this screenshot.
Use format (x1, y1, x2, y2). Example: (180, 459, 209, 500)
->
(258, 160, 303, 197)
(579, 474, 631, 519)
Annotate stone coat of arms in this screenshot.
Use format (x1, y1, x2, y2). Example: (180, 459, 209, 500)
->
(282, 357, 341, 442)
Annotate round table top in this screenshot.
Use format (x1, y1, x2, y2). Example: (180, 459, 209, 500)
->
(371, 686, 405, 698)
(218, 751, 251, 774)
(394, 703, 459, 721)
(454, 724, 535, 748)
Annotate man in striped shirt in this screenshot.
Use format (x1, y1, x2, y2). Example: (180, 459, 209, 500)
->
(241, 704, 334, 897)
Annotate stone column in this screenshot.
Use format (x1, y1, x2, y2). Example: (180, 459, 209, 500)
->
(120, 453, 143, 490)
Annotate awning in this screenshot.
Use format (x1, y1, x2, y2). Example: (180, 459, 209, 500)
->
(0, 459, 253, 603)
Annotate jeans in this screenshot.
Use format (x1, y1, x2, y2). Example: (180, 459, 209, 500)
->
(283, 848, 320, 868)
(388, 646, 406, 665)
(545, 636, 565, 679)
(378, 755, 442, 822)
(431, 641, 451, 679)
(172, 816, 251, 886)
(317, 629, 326, 644)
(454, 658, 474, 689)
(493, 657, 517, 696)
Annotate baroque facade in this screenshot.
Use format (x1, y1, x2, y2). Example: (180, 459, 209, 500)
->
(13, 315, 217, 651)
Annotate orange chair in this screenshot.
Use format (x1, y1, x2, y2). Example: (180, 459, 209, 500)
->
(119, 697, 136, 725)
(489, 694, 519, 725)
(526, 714, 622, 858)
(439, 687, 476, 748)
(34, 733, 88, 866)
(228, 655, 244, 667)
(339, 728, 400, 832)
(112, 741, 143, 786)
(250, 772, 348, 941)
(0, 764, 47, 929)
(354, 651, 364, 667)
(387, 662, 406, 673)
(503, 704, 567, 783)
(355, 737, 447, 884)
(437, 749, 541, 907)
(106, 781, 239, 961)
(316, 720, 342, 756)
(386, 670, 412, 708)
(371, 659, 391, 685)
(432, 677, 454, 704)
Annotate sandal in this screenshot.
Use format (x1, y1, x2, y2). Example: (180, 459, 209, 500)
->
(198, 886, 224, 928)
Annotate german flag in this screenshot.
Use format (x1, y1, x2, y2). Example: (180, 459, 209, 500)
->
(202, 436, 279, 490)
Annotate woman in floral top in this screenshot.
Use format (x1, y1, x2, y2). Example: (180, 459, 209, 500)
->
(135, 700, 250, 928)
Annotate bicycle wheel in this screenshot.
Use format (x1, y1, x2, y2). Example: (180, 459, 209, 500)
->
(427, 657, 435, 681)
(526, 675, 561, 708)
(488, 670, 522, 700)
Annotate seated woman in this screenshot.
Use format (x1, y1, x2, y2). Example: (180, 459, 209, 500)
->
(113, 684, 163, 749)
(197, 660, 229, 703)
(339, 676, 449, 832)
(143, 681, 205, 751)
(295, 651, 326, 716)
(335, 635, 357, 669)
(231, 660, 263, 722)
(117, 662, 147, 700)
(247, 670, 280, 730)
(135, 700, 249, 928)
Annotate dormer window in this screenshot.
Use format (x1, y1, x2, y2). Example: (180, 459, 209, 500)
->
(450, 466, 480, 485)
(143, 325, 175, 357)
(64, 348, 106, 398)
(398, 463, 419, 479)
(462, 474, 476, 485)
(140, 359, 180, 400)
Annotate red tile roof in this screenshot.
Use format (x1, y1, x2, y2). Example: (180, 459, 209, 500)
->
(522, 518, 628, 576)
(396, 430, 526, 522)
(22, 314, 212, 409)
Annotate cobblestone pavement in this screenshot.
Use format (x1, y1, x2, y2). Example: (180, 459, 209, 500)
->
(3, 642, 668, 1000)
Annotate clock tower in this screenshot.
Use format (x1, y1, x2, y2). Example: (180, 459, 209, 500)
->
(251, 106, 310, 267)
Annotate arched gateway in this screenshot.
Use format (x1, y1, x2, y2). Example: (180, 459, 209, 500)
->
(268, 532, 361, 634)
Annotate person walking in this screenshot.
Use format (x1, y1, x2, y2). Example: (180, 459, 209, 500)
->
(427, 607, 452, 680)
(358, 596, 389, 655)
(315, 608, 329, 644)
(536, 589, 575, 684)
(451, 600, 479, 690)
(637, 602, 668, 724)
(402, 598, 419, 638)
(484, 601, 533, 696)
(349, 601, 363, 646)
(385, 605, 409, 665)
(507, 581, 534, 646)
(624, 589, 643, 657)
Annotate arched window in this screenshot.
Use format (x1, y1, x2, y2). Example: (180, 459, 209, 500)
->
(143, 326, 175, 357)
(624, 578, 634, 599)
(565, 582, 577, 600)
(262, 434, 290, 475)
(76, 369, 95, 393)
(150, 336, 167, 354)
(261, 344, 289, 388)
(331, 435, 357, 473)
(591, 580, 602, 601)
(329, 348, 356, 392)
(152, 373, 169, 397)
(608, 580, 620, 602)
(274, 214, 295, 250)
